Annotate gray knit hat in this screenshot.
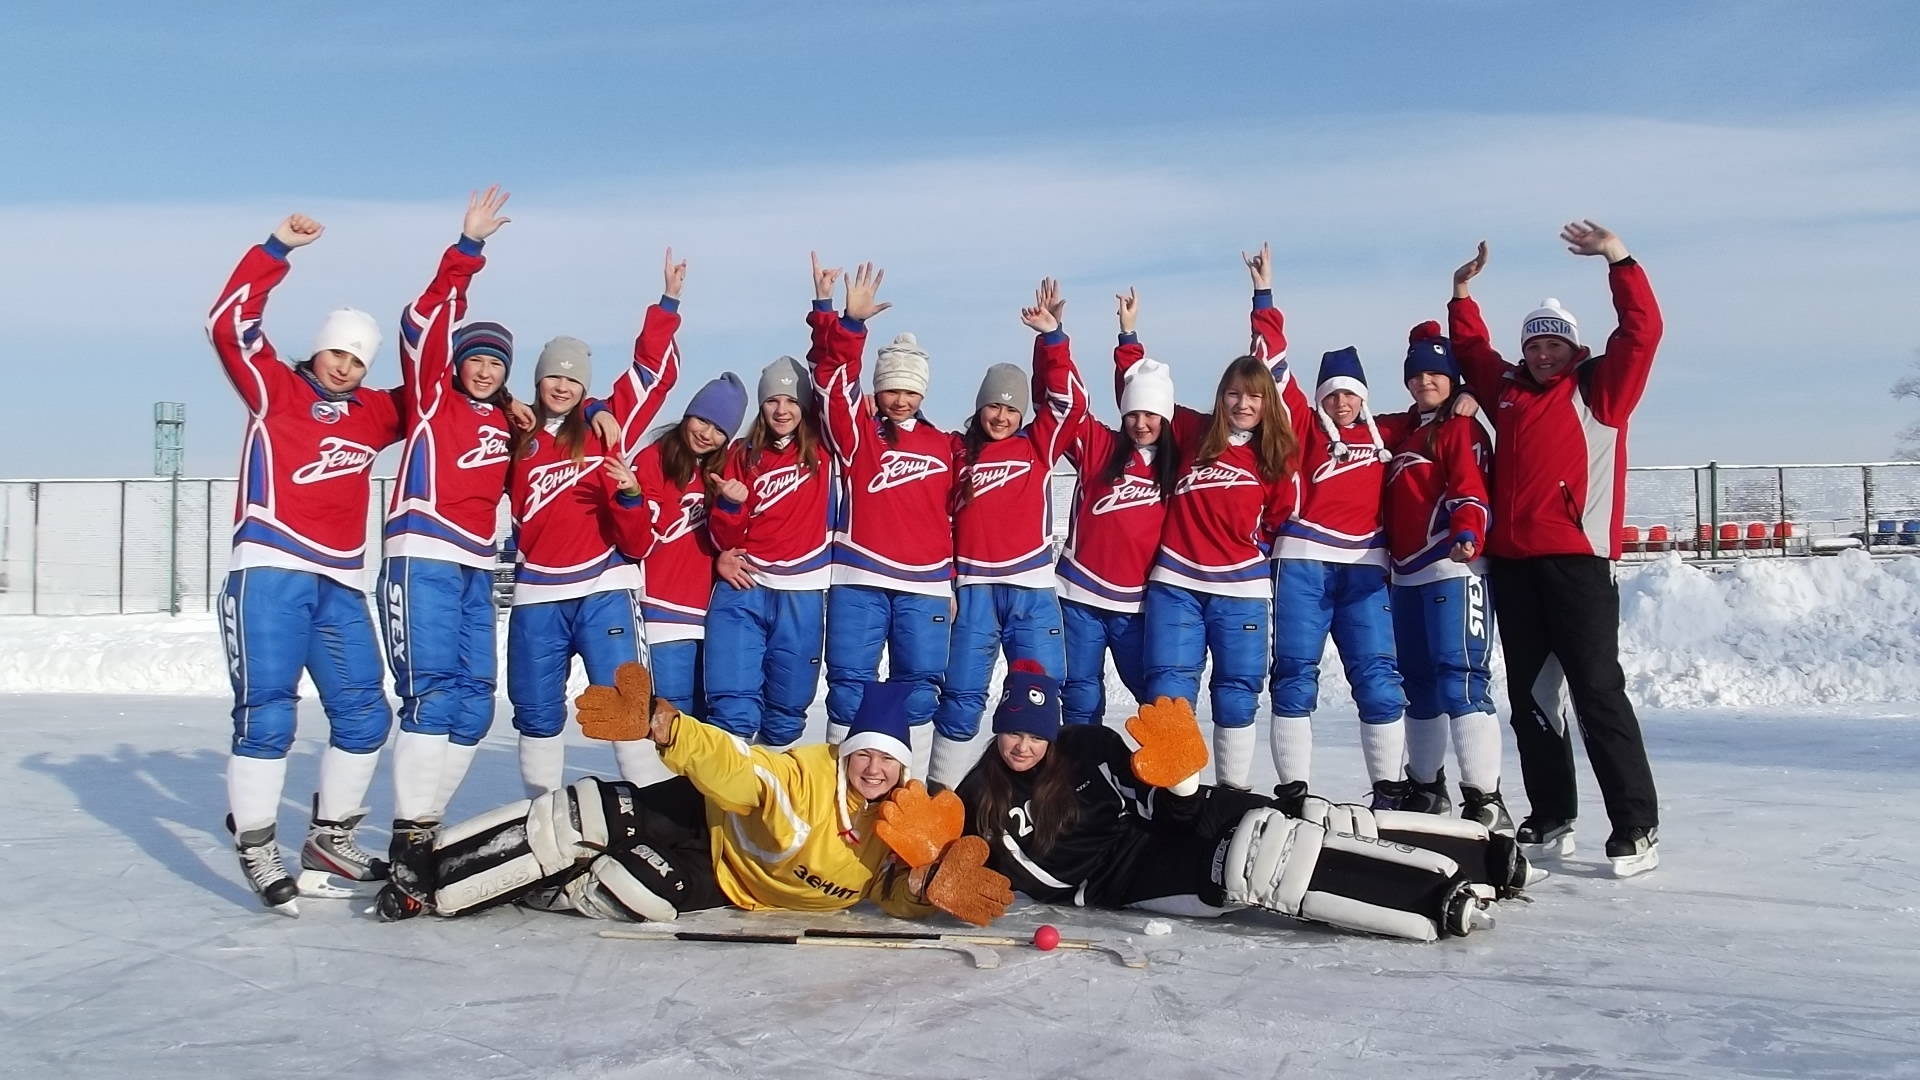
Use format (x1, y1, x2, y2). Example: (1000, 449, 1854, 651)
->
(534, 336, 592, 388)
(873, 333, 930, 395)
(975, 363, 1030, 415)
(758, 355, 813, 406)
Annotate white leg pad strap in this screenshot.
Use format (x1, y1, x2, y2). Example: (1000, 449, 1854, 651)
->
(570, 777, 610, 849)
(435, 852, 545, 916)
(438, 799, 532, 847)
(565, 854, 679, 923)
(1298, 892, 1439, 942)
(1320, 829, 1461, 879)
(526, 792, 587, 876)
(1372, 809, 1491, 843)
(1220, 808, 1323, 914)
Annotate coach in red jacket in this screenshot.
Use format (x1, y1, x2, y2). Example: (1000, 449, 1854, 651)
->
(1447, 220, 1660, 878)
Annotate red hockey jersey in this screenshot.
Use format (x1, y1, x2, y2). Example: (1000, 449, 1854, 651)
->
(208, 241, 404, 590)
(708, 437, 833, 592)
(635, 440, 717, 642)
(506, 302, 681, 605)
(1449, 260, 1661, 560)
(1149, 297, 1297, 599)
(1056, 336, 1173, 613)
(950, 331, 1087, 589)
(384, 238, 512, 569)
(811, 303, 955, 597)
(1273, 341, 1389, 567)
(1382, 409, 1492, 586)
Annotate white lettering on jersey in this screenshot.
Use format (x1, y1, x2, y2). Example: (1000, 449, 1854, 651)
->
(1175, 461, 1257, 495)
(1312, 446, 1385, 485)
(967, 459, 1032, 498)
(455, 425, 511, 470)
(1090, 474, 1162, 516)
(868, 450, 949, 493)
(658, 492, 707, 545)
(751, 464, 806, 514)
(523, 456, 605, 519)
(291, 437, 378, 484)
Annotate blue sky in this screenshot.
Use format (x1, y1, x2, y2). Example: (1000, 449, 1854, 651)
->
(2, 1, 1917, 476)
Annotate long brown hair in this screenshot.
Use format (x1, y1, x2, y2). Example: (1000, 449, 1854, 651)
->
(743, 404, 823, 477)
(655, 419, 728, 506)
(965, 736, 1079, 858)
(1194, 356, 1297, 483)
(511, 396, 589, 467)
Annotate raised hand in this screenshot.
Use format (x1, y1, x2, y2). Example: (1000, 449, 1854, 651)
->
(591, 409, 624, 450)
(272, 214, 325, 249)
(463, 185, 512, 241)
(1453, 240, 1489, 299)
(1561, 219, 1628, 262)
(1125, 697, 1209, 790)
(602, 454, 641, 497)
(1242, 241, 1273, 291)
(876, 780, 965, 868)
(573, 661, 654, 741)
(1020, 278, 1062, 334)
(810, 251, 843, 302)
(843, 261, 891, 321)
(663, 247, 688, 299)
(1116, 287, 1139, 335)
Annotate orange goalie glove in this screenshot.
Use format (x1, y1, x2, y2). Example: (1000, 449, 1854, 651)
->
(909, 834, 1013, 927)
(1125, 696, 1209, 790)
(573, 662, 654, 742)
(876, 779, 965, 869)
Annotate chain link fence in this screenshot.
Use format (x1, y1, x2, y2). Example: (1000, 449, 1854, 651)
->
(3, 463, 1917, 614)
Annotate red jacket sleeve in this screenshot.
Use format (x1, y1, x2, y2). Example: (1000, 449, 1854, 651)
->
(1446, 295, 1513, 398)
(1023, 332, 1087, 468)
(606, 300, 683, 461)
(206, 242, 301, 416)
(609, 443, 664, 561)
(1584, 260, 1663, 427)
(399, 238, 486, 421)
(707, 441, 752, 550)
(809, 303, 871, 470)
(1437, 416, 1492, 547)
(1113, 334, 1145, 406)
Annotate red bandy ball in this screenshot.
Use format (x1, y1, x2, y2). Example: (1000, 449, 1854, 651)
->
(1032, 925, 1060, 951)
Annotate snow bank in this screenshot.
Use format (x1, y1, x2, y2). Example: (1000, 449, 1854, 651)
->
(3, 553, 1918, 708)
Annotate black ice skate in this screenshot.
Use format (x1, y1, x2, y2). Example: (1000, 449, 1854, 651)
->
(384, 818, 440, 911)
(1460, 784, 1515, 836)
(1515, 815, 1576, 859)
(1605, 825, 1660, 878)
(230, 818, 299, 916)
(1368, 779, 1410, 811)
(1402, 769, 1451, 815)
(299, 796, 388, 899)
(1270, 780, 1310, 817)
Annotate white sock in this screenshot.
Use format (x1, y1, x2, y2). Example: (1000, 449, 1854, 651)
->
(1269, 715, 1313, 785)
(826, 722, 849, 746)
(431, 742, 481, 820)
(1214, 725, 1257, 790)
(1358, 720, 1407, 786)
(391, 731, 447, 822)
(518, 733, 567, 798)
(1450, 711, 1504, 793)
(227, 754, 288, 834)
(613, 738, 674, 787)
(1405, 714, 1450, 785)
(316, 746, 382, 822)
(926, 734, 979, 790)
(909, 725, 935, 781)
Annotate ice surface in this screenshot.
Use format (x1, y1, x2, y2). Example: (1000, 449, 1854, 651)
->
(5, 693, 1919, 1079)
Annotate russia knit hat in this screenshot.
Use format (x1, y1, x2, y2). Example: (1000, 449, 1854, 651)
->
(991, 659, 1061, 742)
(873, 333, 930, 395)
(1119, 357, 1176, 421)
(1521, 298, 1581, 349)
(757, 355, 813, 406)
(686, 372, 749, 440)
(453, 321, 514, 377)
(974, 363, 1030, 416)
(1403, 320, 1458, 384)
(311, 308, 382, 366)
(535, 336, 592, 388)
(1314, 346, 1385, 461)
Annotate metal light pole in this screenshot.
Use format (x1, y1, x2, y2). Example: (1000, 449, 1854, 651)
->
(155, 402, 186, 615)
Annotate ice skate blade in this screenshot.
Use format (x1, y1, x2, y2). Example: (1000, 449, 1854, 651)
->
(297, 869, 377, 899)
(263, 897, 300, 918)
(1609, 847, 1659, 878)
(1523, 833, 1576, 860)
(1523, 864, 1552, 888)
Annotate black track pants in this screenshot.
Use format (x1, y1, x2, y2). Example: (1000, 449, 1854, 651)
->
(1487, 555, 1658, 830)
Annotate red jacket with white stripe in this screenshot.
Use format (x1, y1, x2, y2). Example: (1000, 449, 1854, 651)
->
(383, 237, 513, 569)
(1382, 408, 1492, 586)
(708, 436, 834, 592)
(1448, 260, 1661, 560)
(810, 303, 956, 597)
(506, 302, 681, 605)
(635, 439, 717, 642)
(207, 241, 404, 591)
(1149, 296, 1299, 598)
(1056, 336, 1174, 613)
(1274, 350, 1390, 567)
(950, 331, 1087, 589)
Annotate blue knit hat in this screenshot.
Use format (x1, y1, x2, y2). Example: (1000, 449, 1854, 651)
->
(836, 681, 916, 841)
(453, 321, 514, 377)
(686, 372, 749, 440)
(1313, 346, 1384, 460)
(1403, 320, 1459, 384)
(991, 659, 1061, 742)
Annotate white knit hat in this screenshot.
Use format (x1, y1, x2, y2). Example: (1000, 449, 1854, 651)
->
(873, 333, 930, 395)
(310, 309, 382, 366)
(1119, 357, 1175, 421)
(1521, 298, 1581, 348)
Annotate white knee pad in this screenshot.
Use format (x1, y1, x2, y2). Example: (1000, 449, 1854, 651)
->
(564, 853, 680, 923)
(1219, 808, 1322, 914)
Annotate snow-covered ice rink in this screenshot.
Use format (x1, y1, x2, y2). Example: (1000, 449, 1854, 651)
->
(5, 553, 1920, 1078)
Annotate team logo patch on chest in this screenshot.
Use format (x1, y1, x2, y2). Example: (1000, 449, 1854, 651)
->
(311, 401, 346, 424)
(752, 464, 807, 513)
(967, 459, 1032, 497)
(869, 450, 949, 493)
(1176, 461, 1257, 495)
(292, 437, 377, 484)
(456, 425, 511, 470)
(1091, 474, 1162, 515)
(1313, 446, 1385, 484)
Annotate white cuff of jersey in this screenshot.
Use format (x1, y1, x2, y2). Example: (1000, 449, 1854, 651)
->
(1169, 772, 1201, 798)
